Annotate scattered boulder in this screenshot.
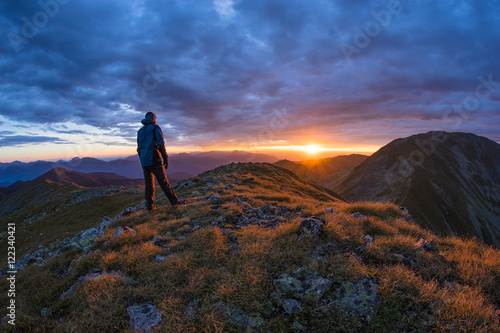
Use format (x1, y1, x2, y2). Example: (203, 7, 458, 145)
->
(99, 216, 114, 232)
(400, 206, 413, 221)
(150, 235, 160, 245)
(215, 302, 264, 329)
(153, 255, 166, 262)
(281, 299, 302, 314)
(71, 228, 102, 250)
(206, 193, 220, 203)
(274, 275, 304, 298)
(351, 212, 368, 220)
(325, 208, 337, 214)
(361, 235, 374, 244)
(127, 304, 161, 332)
(303, 275, 333, 302)
(113, 226, 136, 238)
(328, 275, 379, 317)
(298, 216, 326, 238)
(415, 238, 434, 252)
(274, 268, 332, 303)
(40, 308, 52, 317)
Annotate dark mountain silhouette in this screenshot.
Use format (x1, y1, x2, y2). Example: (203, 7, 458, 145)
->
(0, 168, 144, 197)
(337, 131, 500, 247)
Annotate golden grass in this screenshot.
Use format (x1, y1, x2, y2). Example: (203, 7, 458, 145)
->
(3, 164, 499, 332)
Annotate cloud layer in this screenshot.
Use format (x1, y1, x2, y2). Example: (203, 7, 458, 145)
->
(1, 0, 499, 157)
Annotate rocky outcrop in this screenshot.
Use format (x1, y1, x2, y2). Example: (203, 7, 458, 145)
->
(298, 216, 326, 238)
(127, 304, 162, 332)
(214, 302, 265, 329)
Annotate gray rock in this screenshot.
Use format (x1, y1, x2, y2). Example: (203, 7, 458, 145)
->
(303, 276, 332, 302)
(330, 275, 379, 317)
(298, 216, 326, 237)
(325, 208, 337, 214)
(191, 191, 202, 197)
(71, 228, 102, 250)
(274, 275, 304, 297)
(127, 304, 161, 332)
(415, 238, 434, 252)
(206, 193, 220, 203)
(214, 302, 264, 329)
(150, 235, 160, 245)
(351, 212, 368, 220)
(99, 216, 114, 231)
(40, 308, 52, 317)
(361, 235, 374, 244)
(153, 255, 166, 262)
(113, 226, 136, 238)
(281, 299, 302, 314)
(289, 267, 312, 280)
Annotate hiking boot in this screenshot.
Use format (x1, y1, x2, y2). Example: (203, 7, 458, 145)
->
(171, 199, 189, 207)
(147, 204, 157, 212)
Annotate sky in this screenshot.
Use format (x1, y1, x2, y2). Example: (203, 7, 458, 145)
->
(1, 0, 499, 162)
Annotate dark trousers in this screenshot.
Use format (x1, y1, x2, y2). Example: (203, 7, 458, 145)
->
(142, 164, 180, 209)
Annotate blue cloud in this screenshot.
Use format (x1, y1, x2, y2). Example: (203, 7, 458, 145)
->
(0, 0, 499, 148)
(0, 135, 65, 146)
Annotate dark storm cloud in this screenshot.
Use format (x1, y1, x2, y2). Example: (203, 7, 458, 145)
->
(0, 135, 65, 146)
(1, 0, 499, 147)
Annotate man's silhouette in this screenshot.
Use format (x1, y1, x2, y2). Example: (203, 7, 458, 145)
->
(137, 112, 182, 211)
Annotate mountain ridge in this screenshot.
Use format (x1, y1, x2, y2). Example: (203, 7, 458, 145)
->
(337, 131, 500, 247)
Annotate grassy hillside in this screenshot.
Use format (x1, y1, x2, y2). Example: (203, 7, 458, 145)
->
(0, 180, 144, 258)
(336, 132, 500, 247)
(1, 163, 499, 332)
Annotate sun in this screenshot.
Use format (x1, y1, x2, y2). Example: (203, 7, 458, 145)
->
(300, 145, 321, 157)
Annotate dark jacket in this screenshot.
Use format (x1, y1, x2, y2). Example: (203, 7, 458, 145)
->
(137, 115, 169, 167)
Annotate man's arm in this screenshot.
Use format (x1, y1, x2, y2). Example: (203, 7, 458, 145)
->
(136, 135, 141, 157)
(155, 126, 169, 168)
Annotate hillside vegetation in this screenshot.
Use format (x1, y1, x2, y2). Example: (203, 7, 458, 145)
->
(1, 163, 499, 332)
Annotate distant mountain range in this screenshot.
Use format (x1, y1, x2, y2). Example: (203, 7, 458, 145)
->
(0, 150, 278, 186)
(0, 167, 144, 199)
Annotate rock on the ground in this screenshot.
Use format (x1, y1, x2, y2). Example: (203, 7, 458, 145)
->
(298, 216, 326, 237)
(351, 212, 368, 220)
(303, 275, 333, 302)
(415, 238, 434, 252)
(215, 302, 264, 329)
(113, 226, 136, 238)
(281, 299, 302, 314)
(127, 304, 161, 332)
(329, 275, 379, 317)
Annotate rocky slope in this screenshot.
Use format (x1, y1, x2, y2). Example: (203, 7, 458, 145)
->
(1, 162, 499, 332)
(337, 131, 500, 247)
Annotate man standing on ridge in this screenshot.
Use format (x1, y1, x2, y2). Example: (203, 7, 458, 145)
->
(137, 112, 184, 211)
